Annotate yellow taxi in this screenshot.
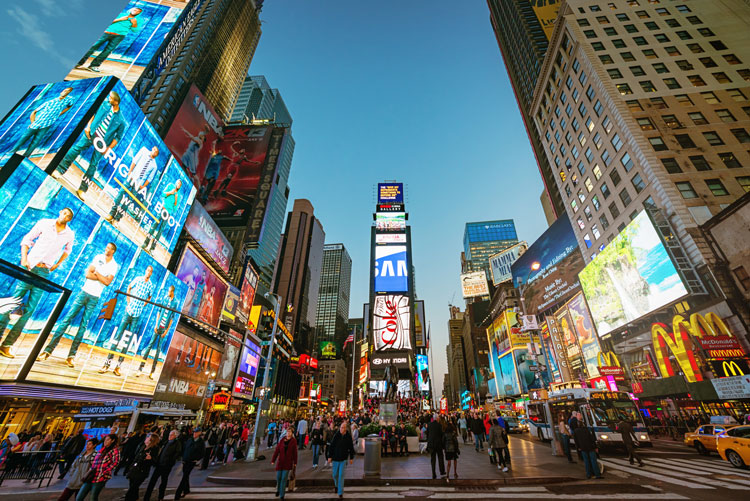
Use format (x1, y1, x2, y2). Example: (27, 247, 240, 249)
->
(717, 425, 750, 468)
(683, 424, 729, 455)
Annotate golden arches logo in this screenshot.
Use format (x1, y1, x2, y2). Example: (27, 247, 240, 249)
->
(597, 351, 621, 368)
(721, 361, 745, 377)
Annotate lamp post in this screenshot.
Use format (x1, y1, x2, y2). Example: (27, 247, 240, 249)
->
(247, 292, 281, 461)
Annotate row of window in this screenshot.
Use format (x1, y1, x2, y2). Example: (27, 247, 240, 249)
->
(660, 152, 745, 172)
(581, 10, 701, 28)
(592, 39, 730, 59)
(606, 54, 744, 78)
(616, 71, 749, 96)
(649, 128, 750, 151)
(676, 177, 750, 198)
(583, 2, 691, 16)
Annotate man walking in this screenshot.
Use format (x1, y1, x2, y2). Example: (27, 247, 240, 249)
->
(76, 7, 143, 72)
(426, 414, 445, 479)
(11, 87, 74, 158)
(470, 412, 485, 451)
(175, 428, 205, 500)
(144, 429, 182, 501)
(57, 429, 85, 478)
(572, 421, 602, 479)
(144, 179, 183, 252)
(617, 418, 644, 467)
(296, 417, 308, 450)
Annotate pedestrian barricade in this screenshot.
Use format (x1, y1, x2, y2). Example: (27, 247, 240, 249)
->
(0, 450, 61, 488)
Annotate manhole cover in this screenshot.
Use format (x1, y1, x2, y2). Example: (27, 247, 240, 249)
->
(401, 490, 434, 497)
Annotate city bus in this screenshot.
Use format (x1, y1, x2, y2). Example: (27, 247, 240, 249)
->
(526, 388, 651, 448)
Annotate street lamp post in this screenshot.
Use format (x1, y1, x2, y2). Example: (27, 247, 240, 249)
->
(247, 292, 281, 461)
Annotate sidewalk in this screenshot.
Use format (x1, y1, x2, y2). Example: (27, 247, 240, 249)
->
(209, 435, 583, 486)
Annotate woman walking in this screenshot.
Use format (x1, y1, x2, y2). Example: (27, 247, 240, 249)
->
(76, 434, 120, 501)
(58, 438, 98, 501)
(488, 418, 509, 472)
(326, 421, 355, 499)
(443, 422, 460, 481)
(271, 427, 297, 499)
(124, 433, 160, 501)
(310, 417, 324, 469)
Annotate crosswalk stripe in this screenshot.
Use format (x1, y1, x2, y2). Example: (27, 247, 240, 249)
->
(603, 458, 747, 490)
(163, 491, 687, 500)
(657, 457, 750, 478)
(183, 486, 548, 493)
(643, 458, 750, 486)
(429, 494, 686, 500)
(599, 459, 713, 489)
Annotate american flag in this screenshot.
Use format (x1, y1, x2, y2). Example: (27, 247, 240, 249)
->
(343, 331, 355, 348)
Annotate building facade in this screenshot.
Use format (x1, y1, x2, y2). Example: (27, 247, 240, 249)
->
(315, 244, 353, 351)
(318, 359, 347, 402)
(463, 220, 519, 277)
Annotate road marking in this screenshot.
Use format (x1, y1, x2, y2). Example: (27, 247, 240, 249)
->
(658, 457, 750, 478)
(599, 459, 714, 489)
(603, 458, 747, 490)
(643, 458, 750, 485)
(186, 485, 547, 493)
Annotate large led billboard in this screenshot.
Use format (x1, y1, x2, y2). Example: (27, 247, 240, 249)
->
(414, 300, 426, 348)
(0, 157, 187, 394)
(377, 183, 404, 204)
(566, 292, 601, 379)
(0, 76, 197, 267)
(579, 211, 688, 336)
(416, 354, 429, 391)
(183, 201, 233, 273)
(372, 295, 411, 351)
(319, 340, 340, 360)
(489, 242, 527, 286)
(215, 328, 243, 388)
(233, 336, 261, 398)
(238, 261, 258, 327)
(375, 233, 406, 244)
(375, 213, 405, 231)
(66, 0, 190, 90)
(374, 246, 408, 292)
(175, 243, 229, 328)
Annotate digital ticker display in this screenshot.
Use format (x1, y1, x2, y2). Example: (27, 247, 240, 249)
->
(377, 183, 403, 204)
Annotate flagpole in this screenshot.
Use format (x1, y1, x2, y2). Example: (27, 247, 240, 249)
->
(350, 326, 357, 412)
(427, 321, 436, 411)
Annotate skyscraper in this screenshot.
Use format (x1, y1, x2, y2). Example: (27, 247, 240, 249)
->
(230, 75, 293, 125)
(273, 199, 325, 355)
(463, 220, 519, 277)
(488, 0, 565, 218)
(316, 244, 353, 350)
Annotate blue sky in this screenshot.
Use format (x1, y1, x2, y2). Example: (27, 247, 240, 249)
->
(0, 0, 549, 399)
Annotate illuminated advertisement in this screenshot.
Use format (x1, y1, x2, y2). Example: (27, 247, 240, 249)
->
(540, 322, 562, 383)
(375, 213, 405, 231)
(198, 125, 274, 218)
(414, 300, 426, 348)
(377, 183, 404, 204)
(461, 271, 490, 298)
(580, 211, 688, 336)
(555, 305, 584, 377)
(221, 285, 240, 323)
(175, 243, 229, 328)
(66, 0, 189, 89)
(183, 201, 232, 273)
(216, 328, 242, 388)
(566, 292, 601, 379)
(511, 217, 583, 315)
(233, 336, 261, 398)
(374, 245, 408, 292)
(498, 352, 520, 396)
(319, 340, 340, 360)
(416, 354, 429, 391)
(530, 0, 561, 40)
(372, 295, 411, 351)
(0, 157, 186, 394)
(375, 233, 406, 244)
(239, 261, 258, 326)
(153, 329, 221, 408)
(489, 242, 527, 286)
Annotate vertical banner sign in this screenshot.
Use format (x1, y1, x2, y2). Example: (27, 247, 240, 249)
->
(414, 300, 426, 348)
(530, 0, 561, 40)
(244, 127, 285, 245)
(567, 293, 601, 379)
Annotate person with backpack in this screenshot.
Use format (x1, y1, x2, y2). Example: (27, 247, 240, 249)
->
(443, 422, 460, 481)
(488, 418, 509, 472)
(123, 432, 159, 501)
(271, 427, 297, 500)
(76, 434, 120, 501)
(326, 421, 355, 499)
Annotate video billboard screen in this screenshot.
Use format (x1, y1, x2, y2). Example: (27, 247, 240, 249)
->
(498, 352, 520, 396)
(215, 328, 242, 388)
(511, 217, 583, 315)
(239, 261, 258, 326)
(461, 271, 489, 298)
(197, 125, 273, 218)
(372, 295, 411, 351)
(489, 242, 527, 286)
(233, 336, 261, 398)
(175, 243, 229, 328)
(414, 300, 426, 348)
(319, 340, 340, 360)
(579, 211, 688, 336)
(0, 157, 187, 394)
(152, 329, 221, 408)
(66, 0, 189, 90)
(375, 233, 406, 244)
(416, 354, 429, 391)
(220, 285, 240, 324)
(566, 292, 601, 379)
(377, 183, 403, 204)
(555, 305, 584, 376)
(374, 245, 408, 292)
(375, 213, 405, 231)
(183, 201, 232, 273)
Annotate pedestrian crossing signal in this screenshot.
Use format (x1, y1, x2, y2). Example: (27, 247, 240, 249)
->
(98, 298, 118, 320)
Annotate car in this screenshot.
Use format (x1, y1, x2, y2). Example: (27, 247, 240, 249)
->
(518, 418, 531, 432)
(717, 425, 750, 468)
(504, 417, 523, 433)
(683, 424, 729, 455)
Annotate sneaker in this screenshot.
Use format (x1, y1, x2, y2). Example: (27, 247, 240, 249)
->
(37, 352, 50, 361)
(503, 467, 509, 472)
(313, 464, 317, 469)
(113, 366, 122, 377)
(88, 66, 101, 73)
(497, 464, 502, 470)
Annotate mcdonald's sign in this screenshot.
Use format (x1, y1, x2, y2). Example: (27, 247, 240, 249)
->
(707, 359, 750, 378)
(597, 351, 625, 379)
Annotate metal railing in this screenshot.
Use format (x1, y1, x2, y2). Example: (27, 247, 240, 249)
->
(0, 450, 62, 488)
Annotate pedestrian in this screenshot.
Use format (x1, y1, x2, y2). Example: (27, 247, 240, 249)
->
(397, 422, 408, 456)
(458, 414, 468, 444)
(326, 420, 355, 499)
(311, 418, 324, 468)
(617, 418, 644, 467)
(58, 438, 97, 501)
(76, 434, 119, 501)
(267, 420, 277, 448)
(388, 425, 399, 456)
(123, 432, 159, 501)
(427, 413, 446, 479)
(297, 417, 308, 450)
(558, 415, 574, 463)
(443, 422, 460, 481)
(58, 430, 86, 479)
(143, 429, 182, 501)
(271, 427, 298, 500)
(175, 427, 206, 500)
(488, 418, 509, 472)
(470, 412, 485, 451)
(572, 421, 602, 479)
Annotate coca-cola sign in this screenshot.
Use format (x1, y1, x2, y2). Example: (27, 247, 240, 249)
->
(372, 295, 411, 351)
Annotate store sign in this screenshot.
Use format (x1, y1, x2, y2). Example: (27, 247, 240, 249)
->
(370, 352, 410, 369)
(80, 405, 116, 415)
(521, 315, 538, 332)
(598, 366, 625, 378)
(631, 381, 644, 394)
(211, 391, 231, 411)
(221, 285, 240, 323)
(708, 359, 750, 378)
(183, 202, 233, 273)
(338, 400, 347, 414)
(440, 397, 447, 413)
(712, 375, 750, 400)
(461, 271, 490, 298)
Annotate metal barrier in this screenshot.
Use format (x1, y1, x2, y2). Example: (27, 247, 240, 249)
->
(0, 450, 61, 488)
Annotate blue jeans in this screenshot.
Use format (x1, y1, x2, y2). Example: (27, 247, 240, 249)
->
(473, 432, 484, 450)
(43, 291, 98, 357)
(11, 126, 51, 157)
(79, 33, 126, 68)
(581, 450, 601, 478)
(76, 481, 106, 500)
(332, 460, 346, 496)
(56, 134, 103, 192)
(0, 267, 50, 348)
(275, 469, 290, 498)
(105, 313, 141, 364)
(560, 433, 572, 460)
(312, 444, 321, 466)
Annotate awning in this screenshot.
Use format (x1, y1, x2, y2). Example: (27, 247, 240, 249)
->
(140, 408, 197, 418)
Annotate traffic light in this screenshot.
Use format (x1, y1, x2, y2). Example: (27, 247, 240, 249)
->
(98, 298, 118, 320)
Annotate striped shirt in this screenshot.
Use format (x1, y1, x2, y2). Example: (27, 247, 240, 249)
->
(30, 96, 74, 130)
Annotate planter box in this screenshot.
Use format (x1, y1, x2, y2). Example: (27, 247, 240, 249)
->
(355, 436, 421, 454)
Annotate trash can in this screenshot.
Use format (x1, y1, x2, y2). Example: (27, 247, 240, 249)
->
(363, 435, 381, 477)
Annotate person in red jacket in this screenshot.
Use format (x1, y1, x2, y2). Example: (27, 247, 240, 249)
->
(271, 428, 297, 499)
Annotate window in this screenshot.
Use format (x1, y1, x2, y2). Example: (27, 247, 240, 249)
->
(579, 71, 587, 85)
(636, 10, 649, 19)
(698, 28, 715, 37)
(655, 34, 670, 43)
(675, 134, 697, 148)
(676, 59, 693, 70)
(661, 158, 682, 173)
(662, 114, 683, 128)
(688, 75, 706, 86)
(633, 36, 647, 45)
(590, 5, 601, 12)
(653, 62, 668, 73)
(630, 65, 646, 76)
(719, 152, 742, 169)
(572, 88, 580, 101)
(601, 55, 615, 65)
(584, 206, 593, 221)
(584, 30, 597, 39)
(593, 165, 602, 180)
(631, 173, 646, 193)
(585, 147, 593, 161)
(566, 131, 573, 145)
(578, 18, 591, 27)
(732, 128, 750, 143)
(649, 136, 668, 151)
(666, 18, 681, 28)
(619, 188, 632, 206)
(621, 51, 636, 62)
(676, 30, 692, 40)
(710, 40, 728, 51)
(576, 216, 585, 230)
(637, 117, 655, 130)
(644, 21, 658, 30)
(676, 181, 698, 198)
(572, 145, 580, 159)
(643, 49, 657, 59)
(578, 189, 586, 202)
(716, 109, 736, 122)
(601, 183, 611, 199)
(676, 5, 691, 13)
(739, 69, 750, 82)
(593, 132, 603, 149)
(608, 68, 623, 78)
(585, 178, 594, 192)
(733, 267, 750, 292)
(689, 155, 711, 171)
(663, 77, 681, 89)
(687, 43, 704, 53)
(566, 76, 573, 89)
(626, 100, 643, 112)
(611, 168, 622, 186)
(586, 85, 596, 101)
(609, 201, 621, 219)
(599, 214, 610, 230)
(572, 118, 580, 131)
(592, 195, 601, 210)
(621, 152, 634, 171)
(602, 149, 613, 166)
(592, 42, 605, 51)
(699, 56, 718, 68)
(665, 46, 681, 56)
(566, 103, 574, 116)
(603, 116, 613, 133)
(723, 54, 742, 65)
(593, 100, 603, 116)
(703, 131, 724, 145)
(737, 176, 750, 192)
(578, 102, 588, 116)
(655, 7, 669, 15)
(573, 59, 581, 72)
(705, 179, 729, 196)
(604, 27, 618, 36)
(675, 94, 693, 106)
(650, 97, 667, 109)
(616, 13, 630, 21)
(688, 112, 708, 125)
(624, 24, 638, 33)
(640, 80, 657, 92)
(584, 234, 593, 249)
(613, 39, 627, 48)
(586, 117, 595, 131)
(611, 133, 624, 151)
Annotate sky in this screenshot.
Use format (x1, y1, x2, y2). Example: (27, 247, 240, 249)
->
(0, 0, 549, 400)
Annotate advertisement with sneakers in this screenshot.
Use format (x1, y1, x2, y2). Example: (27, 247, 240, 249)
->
(0, 156, 187, 394)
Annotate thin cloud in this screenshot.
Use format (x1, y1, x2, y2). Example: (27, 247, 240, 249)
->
(7, 5, 74, 68)
(34, 0, 84, 17)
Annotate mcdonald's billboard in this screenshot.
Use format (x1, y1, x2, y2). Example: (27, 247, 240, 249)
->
(596, 351, 625, 380)
(708, 359, 750, 378)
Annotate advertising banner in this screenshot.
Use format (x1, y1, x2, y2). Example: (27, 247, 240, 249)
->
(66, 1, 189, 89)
(511, 217, 583, 315)
(319, 340, 340, 360)
(489, 242, 527, 286)
(239, 261, 258, 326)
(183, 201, 232, 273)
(545, 315, 571, 382)
(375, 233, 407, 244)
(566, 292, 601, 379)
(377, 183, 404, 204)
(220, 285, 240, 324)
(233, 336, 261, 398)
(540, 322, 562, 383)
(498, 352, 520, 396)
(416, 354, 429, 391)
(580, 211, 688, 336)
(370, 351, 410, 369)
(414, 300, 426, 348)
(530, 0, 561, 40)
(244, 127, 285, 244)
(175, 243, 229, 328)
(372, 295, 411, 351)
(0, 157, 186, 394)
(152, 329, 221, 408)
(555, 305, 584, 377)
(712, 374, 750, 400)
(215, 328, 243, 388)
(375, 213, 405, 231)
(709, 358, 750, 377)
(461, 271, 490, 298)
(374, 246, 408, 292)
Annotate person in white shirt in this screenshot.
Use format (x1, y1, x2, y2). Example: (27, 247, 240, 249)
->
(297, 418, 309, 450)
(38, 242, 118, 367)
(0, 208, 75, 358)
(106, 145, 159, 225)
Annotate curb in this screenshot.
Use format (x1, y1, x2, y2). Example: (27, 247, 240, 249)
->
(206, 475, 577, 487)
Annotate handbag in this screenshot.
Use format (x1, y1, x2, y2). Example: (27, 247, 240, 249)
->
(288, 466, 297, 492)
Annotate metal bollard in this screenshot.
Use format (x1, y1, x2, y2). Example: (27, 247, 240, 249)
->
(363, 435, 381, 477)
